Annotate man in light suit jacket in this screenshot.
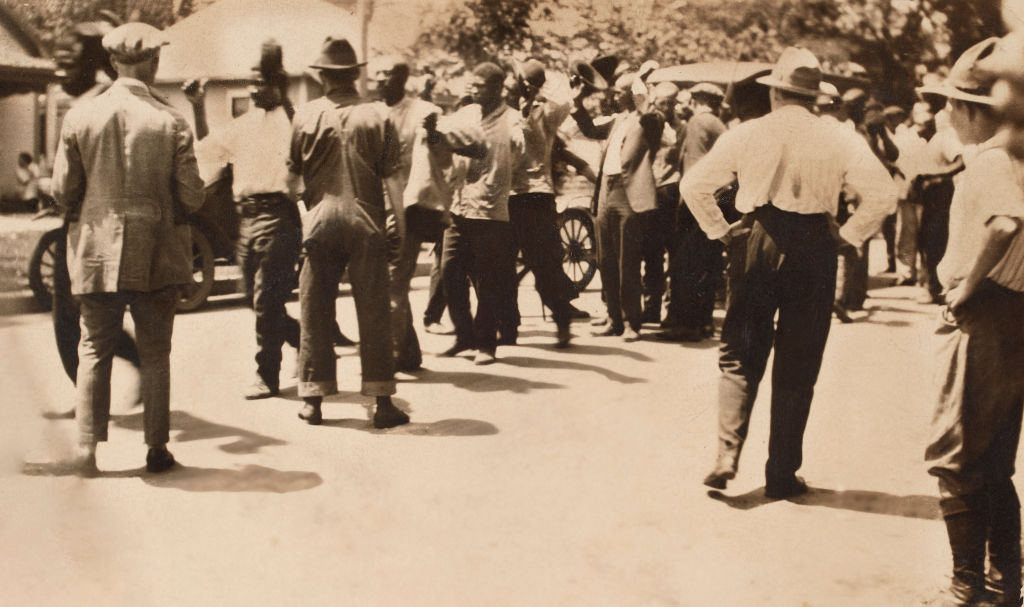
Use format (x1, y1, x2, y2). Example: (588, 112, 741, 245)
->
(571, 72, 663, 341)
(51, 22, 205, 477)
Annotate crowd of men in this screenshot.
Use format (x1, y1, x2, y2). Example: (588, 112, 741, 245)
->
(43, 18, 1024, 607)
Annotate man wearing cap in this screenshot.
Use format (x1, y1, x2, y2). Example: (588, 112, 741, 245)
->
(507, 58, 577, 348)
(373, 57, 446, 372)
(288, 37, 409, 428)
(660, 82, 728, 342)
(918, 37, 1024, 607)
(680, 47, 896, 498)
(572, 71, 664, 342)
(193, 39, 302, 400)
(51, 22, 204, 475)
(435, 61, 523, 365)
(640, 80, 682, 327)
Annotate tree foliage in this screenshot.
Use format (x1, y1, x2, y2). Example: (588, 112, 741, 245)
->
(417, 0, 1004, 106)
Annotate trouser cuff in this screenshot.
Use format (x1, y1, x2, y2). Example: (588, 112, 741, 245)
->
(298, 381, 338, 398)
(361, 380, 397, 397)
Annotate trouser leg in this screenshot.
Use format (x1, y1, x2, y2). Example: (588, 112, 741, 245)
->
(469, 219, 515, 355)
(129, 287, 177, 447)
(345, 214, 396, 396)
(895, 198, 920, 282)
(882, 212, 896, 271)
(619, 207, 644, 331)
(442, 217, 475, 348)
(940, 493, 990, 605)
(510, 193, 575, 329)
(765, 229, 836, 484)
(246, 217, 300, 388)
(389, 211, 428, 370)
(641, 207, 669, 321)
(716, 219, 779, 467)
(423, 242, 446, 326)
(75, 293, 125, 444)
(597, 202, 624, 330)
(297, 239, 344, 398)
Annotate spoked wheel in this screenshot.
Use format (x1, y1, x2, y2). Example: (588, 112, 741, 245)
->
(176, 223, 215, 312)
(558, 207, 597, 293)
(28, 228, 62, 312)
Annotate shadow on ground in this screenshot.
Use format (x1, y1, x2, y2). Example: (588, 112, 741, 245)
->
(499, 355, 646, 384)
(319, 417, 499, 436)
(708, 485, 941, 520)
(113, 410, 286, 454)
(21, 462, 322, 493)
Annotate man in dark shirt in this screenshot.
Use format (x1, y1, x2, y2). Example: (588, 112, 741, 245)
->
(288, 37, 409, 428)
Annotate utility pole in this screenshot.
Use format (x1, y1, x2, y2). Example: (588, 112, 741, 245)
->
(357, 0, 374, 94)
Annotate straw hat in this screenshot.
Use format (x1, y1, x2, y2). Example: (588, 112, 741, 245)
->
(755, 47, 823, 97)
(916, 37, 1001, 105)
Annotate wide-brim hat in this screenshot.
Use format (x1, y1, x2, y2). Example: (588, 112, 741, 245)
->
(756, 47, 822, 97)
(570, 59, 608, 91)
(917, 37, 1001, 105)
(309, 37, 366, 70)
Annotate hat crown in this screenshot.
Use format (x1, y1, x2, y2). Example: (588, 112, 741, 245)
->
(310, 37, 363, 70)
(756, 47, 822, 97)
(946, 37, 1000, 97)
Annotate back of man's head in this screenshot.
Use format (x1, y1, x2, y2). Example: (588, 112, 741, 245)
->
(473, 62, 505, 87)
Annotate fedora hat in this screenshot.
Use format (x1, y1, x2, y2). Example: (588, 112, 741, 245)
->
(917, 37, 1001, 105)
(514, 58, 546, 90)
(756, 47, 822, 97)
(310, 37, 366, 70)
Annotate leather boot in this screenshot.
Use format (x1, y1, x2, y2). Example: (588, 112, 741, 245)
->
(986, 481, 1023, 607)
(940, 495, 989, 606)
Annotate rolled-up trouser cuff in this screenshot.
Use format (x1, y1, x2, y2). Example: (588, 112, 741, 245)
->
(361, 380, 396, 397)
(298, 381, 337, 398)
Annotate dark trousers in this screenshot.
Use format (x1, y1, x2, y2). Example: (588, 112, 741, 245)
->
(236, 198, 300, 387)
(918, 177, 955, 298)
(927, 282, 1024, 600)
(423, 241, 446, 326)
(297, 199, 395, 398)
(596, 174, 644, 332)
(641, 185, 678, 320)
(508, 193, 576, 329)
(442, 215, 516, 355)
(835, 241, 869, 310)
(716, 205, 837, 485)
(666, 203, 724, 329)
(389, 205, 448, 370)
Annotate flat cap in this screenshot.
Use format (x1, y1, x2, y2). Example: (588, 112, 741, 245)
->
(102, 22, 167, 64)
(689, 82, 725, 99)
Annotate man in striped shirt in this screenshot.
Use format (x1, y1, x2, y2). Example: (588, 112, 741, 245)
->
(920, 37, 1024, 607)
(679, 47, 896, 499)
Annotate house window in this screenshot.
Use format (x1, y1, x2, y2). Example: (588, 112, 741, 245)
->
(231, 95, 250, 118)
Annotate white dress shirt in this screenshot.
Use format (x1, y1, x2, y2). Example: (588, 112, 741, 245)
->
(679, 104, 898, 246)
(195, 105, 298, 198)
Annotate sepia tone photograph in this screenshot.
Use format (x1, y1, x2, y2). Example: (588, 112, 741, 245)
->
(1, 0, 1023, 605)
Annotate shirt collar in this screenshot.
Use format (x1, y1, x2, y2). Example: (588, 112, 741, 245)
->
(969, 129, 1009, 162)
(114, 77, 149, 91)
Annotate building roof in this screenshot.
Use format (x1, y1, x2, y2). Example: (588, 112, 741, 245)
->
(0, 5, 55, 90)
(156, 0, 362, 83)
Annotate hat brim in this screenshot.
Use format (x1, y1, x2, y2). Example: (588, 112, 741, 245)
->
(916, 83, 996, 106)
(755, 75, 820, 98)
(310, 61, 367, 70)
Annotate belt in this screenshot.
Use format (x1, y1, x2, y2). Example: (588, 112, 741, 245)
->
(236, 193, 290, 216)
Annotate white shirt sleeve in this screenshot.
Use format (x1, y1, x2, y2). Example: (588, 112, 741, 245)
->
(838, 139, 899, 247)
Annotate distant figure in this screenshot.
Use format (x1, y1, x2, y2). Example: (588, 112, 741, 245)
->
(16, 152, 41, 211)
(50, 23, 205, 476)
